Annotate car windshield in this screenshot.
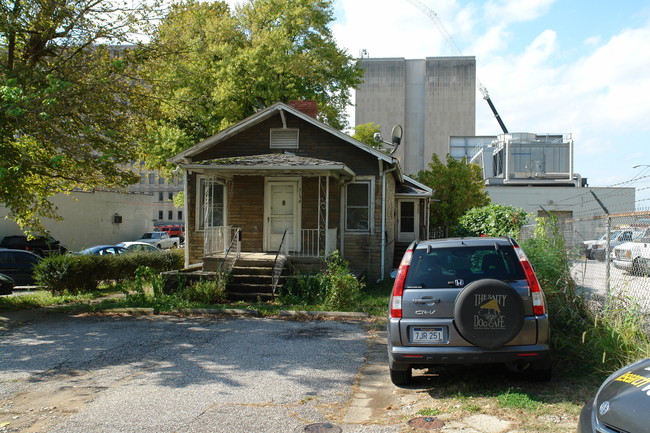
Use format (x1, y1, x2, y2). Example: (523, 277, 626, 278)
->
(608, 230, 622, 240)
(140, 233, 153, 239)
(404, 245, 526, 288)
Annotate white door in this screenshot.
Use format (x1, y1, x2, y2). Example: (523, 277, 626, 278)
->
(266, 181, 299, 252)
(397, 200, 418, 242)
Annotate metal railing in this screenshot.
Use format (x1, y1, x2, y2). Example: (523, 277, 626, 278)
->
(218, 228, 241, 274)
(272, 230, 289, 297)
(204, 226, 239, 257)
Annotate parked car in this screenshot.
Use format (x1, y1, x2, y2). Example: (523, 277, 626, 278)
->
(77, 245, 127, 256)
(387, 237, 551, 386)
(577, 358, 650, 433)
(154, 225, 185, 242)
(136, 232, 180, 250)
(582, 232, 606, 259)
(589, 229, 644, 261)
(613, 236, 650, 275)
(0, 235, 67, 257)
(0, 249, 42, 285)
(0, 273, 15, 295)
(117, 242, 161, 253)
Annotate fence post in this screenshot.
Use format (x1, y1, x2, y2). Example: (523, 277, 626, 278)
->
(605, 216, 611, 302)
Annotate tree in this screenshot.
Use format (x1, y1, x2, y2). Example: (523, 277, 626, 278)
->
(415, 154, 490, 235)
(352, 122, 382, 147)
(0, 0, 160, 232)
(456, 203, 529, 238)
(139, 0, 363, 168)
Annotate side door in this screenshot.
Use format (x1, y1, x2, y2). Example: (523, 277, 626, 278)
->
(397, 200, 419, 242)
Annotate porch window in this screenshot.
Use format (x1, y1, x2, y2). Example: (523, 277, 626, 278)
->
(346, 182, 370, 231)
(197, 177, 225, 230)
(270, 128, 299, 149)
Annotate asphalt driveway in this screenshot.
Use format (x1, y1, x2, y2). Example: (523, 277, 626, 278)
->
(0, 313, 405, 433)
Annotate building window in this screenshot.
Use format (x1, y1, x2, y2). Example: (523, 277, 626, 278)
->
(168, 192, 174, 201)
(149, 174, 155, 184)
(168, 210, 173, 220)
(178, 210, 183, 220)
(158, 175, 165, 184)
(346, 182, 370, 231)
(270, 128, 299, 149)
(197, 177, 225, 230)
(158, 192, 163, 201)
(158, 210, 163, 220)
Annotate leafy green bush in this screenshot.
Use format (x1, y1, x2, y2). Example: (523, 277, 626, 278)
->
(456, 203, 528, 238)
(34, 250, 184, 294)
(279, 251, 364, 310)
(179, 276, 228, 304)
(522, 216, 650, 375)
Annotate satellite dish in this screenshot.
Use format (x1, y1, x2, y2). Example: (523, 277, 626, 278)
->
(390, 125, 403, 155)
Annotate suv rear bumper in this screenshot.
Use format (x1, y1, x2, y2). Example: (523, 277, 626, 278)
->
(388, 344, 551, 371)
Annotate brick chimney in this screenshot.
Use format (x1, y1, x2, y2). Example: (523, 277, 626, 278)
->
(288, 100, 318, 118)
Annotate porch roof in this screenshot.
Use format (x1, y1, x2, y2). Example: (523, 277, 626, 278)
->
(179, 153, 356, 179)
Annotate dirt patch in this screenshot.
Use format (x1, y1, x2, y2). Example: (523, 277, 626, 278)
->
(0, 372, 105, 433)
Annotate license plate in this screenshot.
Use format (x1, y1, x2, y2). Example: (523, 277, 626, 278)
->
(411, 327, 445, 343)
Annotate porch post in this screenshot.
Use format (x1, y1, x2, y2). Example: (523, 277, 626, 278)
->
(325, 176, 330, 254)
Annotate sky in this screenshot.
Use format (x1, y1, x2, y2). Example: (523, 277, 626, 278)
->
(227, 0, 650, 208)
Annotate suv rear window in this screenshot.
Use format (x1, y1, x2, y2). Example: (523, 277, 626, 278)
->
(405, 245, 525, 288)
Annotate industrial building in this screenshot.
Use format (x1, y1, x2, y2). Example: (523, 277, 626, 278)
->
(355, 57, 476, 176)
(355, 56, 634, 221)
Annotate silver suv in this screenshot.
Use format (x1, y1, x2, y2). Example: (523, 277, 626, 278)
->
(387, 237, 551, 386)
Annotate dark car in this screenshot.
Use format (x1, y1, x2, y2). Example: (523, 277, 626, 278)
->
(77, 245, 126, 256)
(387, 237, 551, 386)
(0, 273, 15, 295)
(578, 358, 650, 432)
(0, 249, 42, 286)
(0, 235, 68, 257)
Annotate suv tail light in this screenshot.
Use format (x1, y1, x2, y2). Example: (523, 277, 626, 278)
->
(390, 247, 414, 318)
(514, 246, 545, 315)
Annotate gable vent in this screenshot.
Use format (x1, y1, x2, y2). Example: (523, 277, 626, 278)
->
(270, 128, 299, 149)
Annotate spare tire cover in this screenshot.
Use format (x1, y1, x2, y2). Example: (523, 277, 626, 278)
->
(454, 279, 525, 350)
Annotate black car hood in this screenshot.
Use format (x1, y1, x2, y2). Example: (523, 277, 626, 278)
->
(595, 359, 650, 432)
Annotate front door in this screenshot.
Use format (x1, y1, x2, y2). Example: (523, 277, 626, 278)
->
(398, 200, 418, 242)
(265, 180, 300, 252)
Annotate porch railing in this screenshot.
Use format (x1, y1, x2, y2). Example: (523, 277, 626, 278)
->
(218, 228, 241, 274)
(272, 230, 289, 297)
(204, 226, 240, 257)
(292, 228, 337, 258)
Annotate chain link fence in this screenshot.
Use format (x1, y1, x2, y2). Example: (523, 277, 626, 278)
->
(521, 210, 650, 313)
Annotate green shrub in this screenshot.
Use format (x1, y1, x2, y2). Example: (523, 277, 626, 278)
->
(34, 251, 184, 295)
(322, 251, 364, 310)
(279, 251, 364, 310)
(179, 276, 228, 304)
(455, 203, 528, 238)
(522, 216, 650, 375)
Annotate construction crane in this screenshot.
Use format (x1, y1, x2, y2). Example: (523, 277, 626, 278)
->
(405, 0, 509, 134)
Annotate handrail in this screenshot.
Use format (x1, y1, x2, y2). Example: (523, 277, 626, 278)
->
(218, 228, 241, 274)
(271, 230, 288, 298)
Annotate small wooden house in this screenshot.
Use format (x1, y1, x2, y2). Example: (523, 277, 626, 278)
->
(170, 101, 431, 284)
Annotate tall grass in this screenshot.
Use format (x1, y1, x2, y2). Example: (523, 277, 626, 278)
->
(522, 217, 650, 376)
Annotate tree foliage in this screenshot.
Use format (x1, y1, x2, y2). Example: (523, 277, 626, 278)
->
(456, 203, 529, 238)
(0, 0, 161, 232)
(352, 122, 382, 147)
(415, 154, 490, 234)
(139, 0, 363, 169)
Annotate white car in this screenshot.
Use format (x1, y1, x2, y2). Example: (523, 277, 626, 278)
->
(117, 241, 162, 253)
(588, 230, 644, 261)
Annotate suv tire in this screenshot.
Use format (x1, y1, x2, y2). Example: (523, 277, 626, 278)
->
(390, 367, 412, 386)
(454, 279, 525, 350)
